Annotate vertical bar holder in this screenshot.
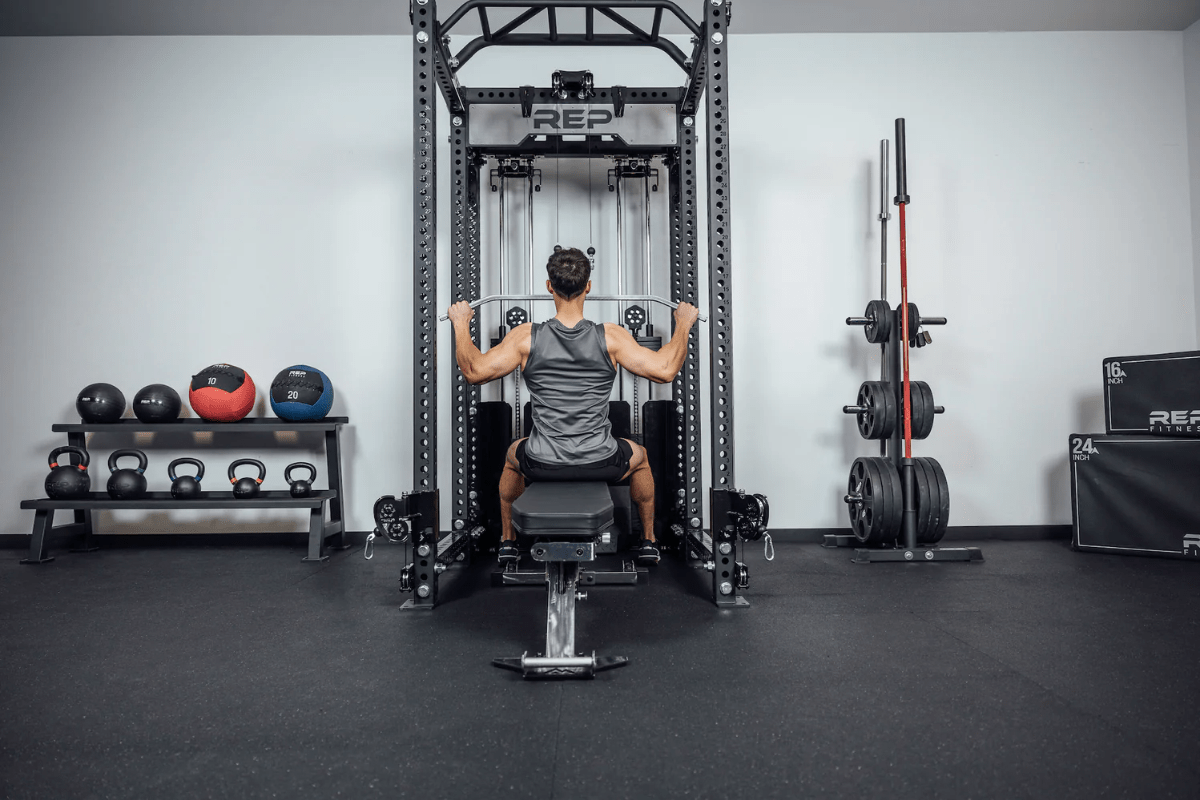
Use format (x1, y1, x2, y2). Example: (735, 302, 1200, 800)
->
(704, 0, 737, 605)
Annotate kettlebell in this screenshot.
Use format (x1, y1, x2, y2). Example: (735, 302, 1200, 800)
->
(168, 457, 205, 499)
(107, 449, 149, 500)
(45, 446, 92, 499)
(229, 458, 266, 499)
(284, 462, 317, 498)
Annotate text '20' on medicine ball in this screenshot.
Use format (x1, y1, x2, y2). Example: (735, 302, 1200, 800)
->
(133, 384, 182, 423)
(270, 365, 334, 421)
(189, 364, 256, 422)
(76, 383, 126, 423)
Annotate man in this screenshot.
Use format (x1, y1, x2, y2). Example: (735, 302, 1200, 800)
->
(448, 246, 700, 566)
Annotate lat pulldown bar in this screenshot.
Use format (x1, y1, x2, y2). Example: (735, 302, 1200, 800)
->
(438, 293, 706, 322)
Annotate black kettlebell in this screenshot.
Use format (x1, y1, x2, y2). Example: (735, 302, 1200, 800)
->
(229, 458, 266, 499)
(168, 457, 205, 499)
(45, 446, 92, 499)
(107, 449, 149, 500)
(284, 462, 317, 498)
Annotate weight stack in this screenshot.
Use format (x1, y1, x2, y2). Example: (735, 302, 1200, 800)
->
(1103, 351, 1200, 437)
(1070, 432, 1200, 560)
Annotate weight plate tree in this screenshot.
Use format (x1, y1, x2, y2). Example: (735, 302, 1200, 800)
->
(837, 125, 981, 563)
(385, 0, 768, 608)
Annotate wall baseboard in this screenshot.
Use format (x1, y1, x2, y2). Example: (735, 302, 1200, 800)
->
(766, 525, 1072, 543)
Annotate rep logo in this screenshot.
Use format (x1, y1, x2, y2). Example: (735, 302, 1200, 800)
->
(532, 109, 615, 130)
(1184, 533, 1200, 557)
(1149, 410, 1200, 433)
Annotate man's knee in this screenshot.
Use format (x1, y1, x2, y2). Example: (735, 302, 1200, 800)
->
(505, 438, 528, 471)
(621, 439, 652, 483)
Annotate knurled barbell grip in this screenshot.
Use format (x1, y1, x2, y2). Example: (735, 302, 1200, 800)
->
(845, 317, 870, 326)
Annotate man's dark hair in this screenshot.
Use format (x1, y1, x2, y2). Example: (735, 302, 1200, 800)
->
(546, 247, 591, 300)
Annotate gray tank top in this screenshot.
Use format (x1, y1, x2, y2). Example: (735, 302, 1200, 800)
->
(523, 318, 619, 465)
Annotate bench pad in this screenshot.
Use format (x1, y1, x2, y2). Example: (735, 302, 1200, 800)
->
(511, 481, 615, 540)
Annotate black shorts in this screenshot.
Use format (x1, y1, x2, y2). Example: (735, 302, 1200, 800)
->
(516, 439, 633, 484)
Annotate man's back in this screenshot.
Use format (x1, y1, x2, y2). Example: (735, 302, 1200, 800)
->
(522, 318, 618, 465)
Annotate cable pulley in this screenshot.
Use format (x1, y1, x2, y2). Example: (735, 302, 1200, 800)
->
(730, 492, 770, 541)
(505, 307, 529, 328)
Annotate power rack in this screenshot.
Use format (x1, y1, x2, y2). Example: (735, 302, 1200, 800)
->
(376, 0, 769, 609)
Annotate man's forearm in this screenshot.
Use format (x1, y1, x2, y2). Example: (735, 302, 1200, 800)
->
(453, 321, 482, 380)
(661, 321, 694, 381)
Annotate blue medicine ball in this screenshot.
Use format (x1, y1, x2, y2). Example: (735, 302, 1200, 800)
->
(270, 365, 334, 421)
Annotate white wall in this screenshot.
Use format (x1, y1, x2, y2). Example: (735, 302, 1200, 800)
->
(734, 32, 1196, 528)
(0, 30, 1194, 537)
(1186, 19, 1200, 346)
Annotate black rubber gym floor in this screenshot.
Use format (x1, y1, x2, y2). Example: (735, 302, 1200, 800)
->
(1, 535, 1197, 799)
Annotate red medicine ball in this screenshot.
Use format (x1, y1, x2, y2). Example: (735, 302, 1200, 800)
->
(189, 364, 256, 422)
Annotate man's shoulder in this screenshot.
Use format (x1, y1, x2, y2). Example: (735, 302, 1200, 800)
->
(503, 321, 534, 347)
(599, 321, 629, 337)
(599, 321, 631, 347)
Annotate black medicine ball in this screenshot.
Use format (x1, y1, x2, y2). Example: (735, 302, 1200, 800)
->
(76, 383, 126, 423)
(133, 384, 183, 423)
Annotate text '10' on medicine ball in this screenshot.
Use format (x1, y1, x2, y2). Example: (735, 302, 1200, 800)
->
(76, 383, 126, 423)
(270, 365, 334, 421)
(189, 364, 256, 422)
(133, 384, 182, 423)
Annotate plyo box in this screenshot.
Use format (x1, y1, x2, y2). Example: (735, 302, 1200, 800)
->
(1070, 433, 1200, 560)
(1103, 351, 1200, 437)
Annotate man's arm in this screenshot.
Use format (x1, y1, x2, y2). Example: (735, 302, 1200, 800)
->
(605, 302, 700, 384)
(448, 301, 531, 384)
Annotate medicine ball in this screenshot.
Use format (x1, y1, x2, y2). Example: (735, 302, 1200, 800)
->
(133, 384, 182, 423)
(189, 364, 256, 422)
(270, 365, 334, 421)
(76, 383, 126, 423)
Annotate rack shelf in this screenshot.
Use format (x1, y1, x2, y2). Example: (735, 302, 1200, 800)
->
(21, 418, 349, 564)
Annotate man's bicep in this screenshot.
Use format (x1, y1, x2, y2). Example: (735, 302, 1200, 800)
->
(475, 330, 527, 382)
